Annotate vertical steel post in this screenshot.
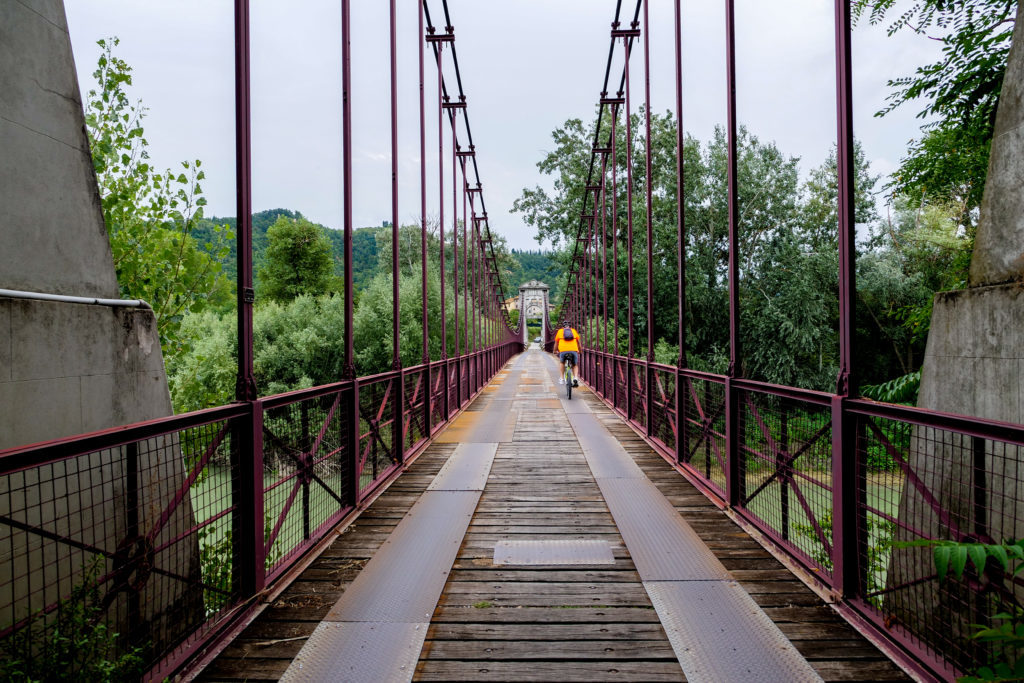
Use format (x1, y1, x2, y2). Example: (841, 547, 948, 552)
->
(341, 0, 361, 508)
(419, 2, 431, 438)
(437, 42, 449, 421)
(724, 0, 743, 509)
(233, 0, 263, 597)
(611, 100, 619, 411)
(461, 162, 468, 398)
(624, 29, 635, 423)
(674, 0, 687, 465)
(451, 117, 459, 409)
(831, 0, 862, 599)
(601, 152, 608, 395)
(643, 0, 654, 437)
(390, 0, 404, 463)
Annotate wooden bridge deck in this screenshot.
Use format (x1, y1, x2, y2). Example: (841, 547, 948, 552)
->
(195, 350, 911, 682)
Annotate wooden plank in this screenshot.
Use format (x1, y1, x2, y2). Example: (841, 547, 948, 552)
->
(427, 623, 670, 640)
(414, 660, 686, 682)
(422, 639, 678, 660)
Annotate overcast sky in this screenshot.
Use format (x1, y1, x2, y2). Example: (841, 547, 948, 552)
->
(65, 1, 943, 251)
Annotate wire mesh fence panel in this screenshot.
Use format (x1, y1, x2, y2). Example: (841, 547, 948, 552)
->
(430, 365, 446, 430)
(0, 415, 243, 680)
(853, 410, 1024, 677)
(649, 366, 677, 455)
(459, 358, 470, 407)
(403, 368, 428, 454)
(737, 389, 833, 578)
(614, 358, 628, 413)
(447, 362, 459, 419)
(629, 361, 648, 432)
(262, 388, 352, 576)
(357, 376, 399, 498)
(467, 356, 478, 397)
(681, 376, 727, 496)
(602, 352, 614, 399)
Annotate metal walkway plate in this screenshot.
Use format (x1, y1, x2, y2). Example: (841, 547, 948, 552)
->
(573, 412, 647, 479)
(598, 477, 729, 580)
(645, 581, 823, 683)
(323, 489, 478, 622)
(428, 442, 498, 491)
(493, 539, 615, 565)
(280, 621, 428, 683)
(436, 407, 516, 442)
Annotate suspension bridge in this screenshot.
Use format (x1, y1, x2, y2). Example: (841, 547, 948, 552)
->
(2, 0, 1024, 681)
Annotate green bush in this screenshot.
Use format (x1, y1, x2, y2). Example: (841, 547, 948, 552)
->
(0, 558, 146, 682)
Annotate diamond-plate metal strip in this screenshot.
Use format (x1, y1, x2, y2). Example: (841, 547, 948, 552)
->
(573, 412, 646, 479)
(465, 408, 518, 442)
(597, 477, 728, 580)
(281, 621, 428, 683)
(324, 490, 478, 622)
(645, 581, 823, 683)
(428, 442, 498, 491)
(493, 539, 615, 565)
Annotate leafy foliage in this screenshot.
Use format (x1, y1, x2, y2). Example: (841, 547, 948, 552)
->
(905, 538, 1024, 681)
(0, 557, 146, 682)
(258, 215, 336, 302)
(85, 38, 232, 360)
(853, 0, 1016, 218)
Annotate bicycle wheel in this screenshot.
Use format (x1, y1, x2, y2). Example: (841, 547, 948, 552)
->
(566, 367, 573, 400)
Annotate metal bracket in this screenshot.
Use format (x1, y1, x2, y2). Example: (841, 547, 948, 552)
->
(243, 287, 255, 304)
(611, 21, 641, 38)
(425, 27, 454, 43)
(442, 95, 467, 110)
(600, 97, 625, 106)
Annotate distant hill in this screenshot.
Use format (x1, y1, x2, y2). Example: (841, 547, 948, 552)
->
(505, 249, 561, 301)
(195, 209, 384, 293)
(192, 211, 560, 302)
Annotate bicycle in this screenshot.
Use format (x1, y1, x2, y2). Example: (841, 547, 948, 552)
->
(564, 356, 575, 400)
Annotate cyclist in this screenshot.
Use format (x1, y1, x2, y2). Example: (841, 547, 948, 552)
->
(554, 321, 581, 385)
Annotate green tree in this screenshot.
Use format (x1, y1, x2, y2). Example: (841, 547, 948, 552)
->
(258, 215, 335, 302)
(85, 38, 232, 359)
(854, 0, 1017, 219)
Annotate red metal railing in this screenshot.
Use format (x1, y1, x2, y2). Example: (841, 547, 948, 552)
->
(577, 352, 1024, 680)
(556, 2, 1024, 679)
(0, 344, 519, 680)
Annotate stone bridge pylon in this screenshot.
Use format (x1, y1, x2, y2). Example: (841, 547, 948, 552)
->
(517, 280, 550, 345)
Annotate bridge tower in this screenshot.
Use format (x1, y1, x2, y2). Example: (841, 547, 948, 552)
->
(517, 280, 550, 346)
(0, 0, 199, 654)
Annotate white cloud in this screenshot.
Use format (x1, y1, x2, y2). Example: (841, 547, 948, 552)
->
(65, 0, 944, 250)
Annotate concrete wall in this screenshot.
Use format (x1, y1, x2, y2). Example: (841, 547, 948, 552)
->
(892, 10, 1024, 656)
(0, 0, 119, 298)
(918, 285, 1024, 425)
(0, 297, 172, 449)
(0, 0, 201, 659)
(970, 3, 1024, 287)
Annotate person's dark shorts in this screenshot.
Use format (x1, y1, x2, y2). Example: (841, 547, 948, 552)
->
(559, 351, 579, 367)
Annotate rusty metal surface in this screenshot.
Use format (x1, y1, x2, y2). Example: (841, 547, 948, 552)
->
(428, 442, 497, 491)
(645, 581, 823, 683)
(280, 621, 427, 683)
(597, 477, 728, 581)
(573, 412, 646, 479)
(323, 489, 478, 622)
(493, 539, 615, 566)
(435, 407, 516, 443)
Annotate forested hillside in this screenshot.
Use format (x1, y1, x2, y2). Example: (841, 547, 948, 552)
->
(194, 209, 384, 293)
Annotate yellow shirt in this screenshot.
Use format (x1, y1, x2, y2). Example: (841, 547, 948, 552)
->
(554, 328, 581, 353)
